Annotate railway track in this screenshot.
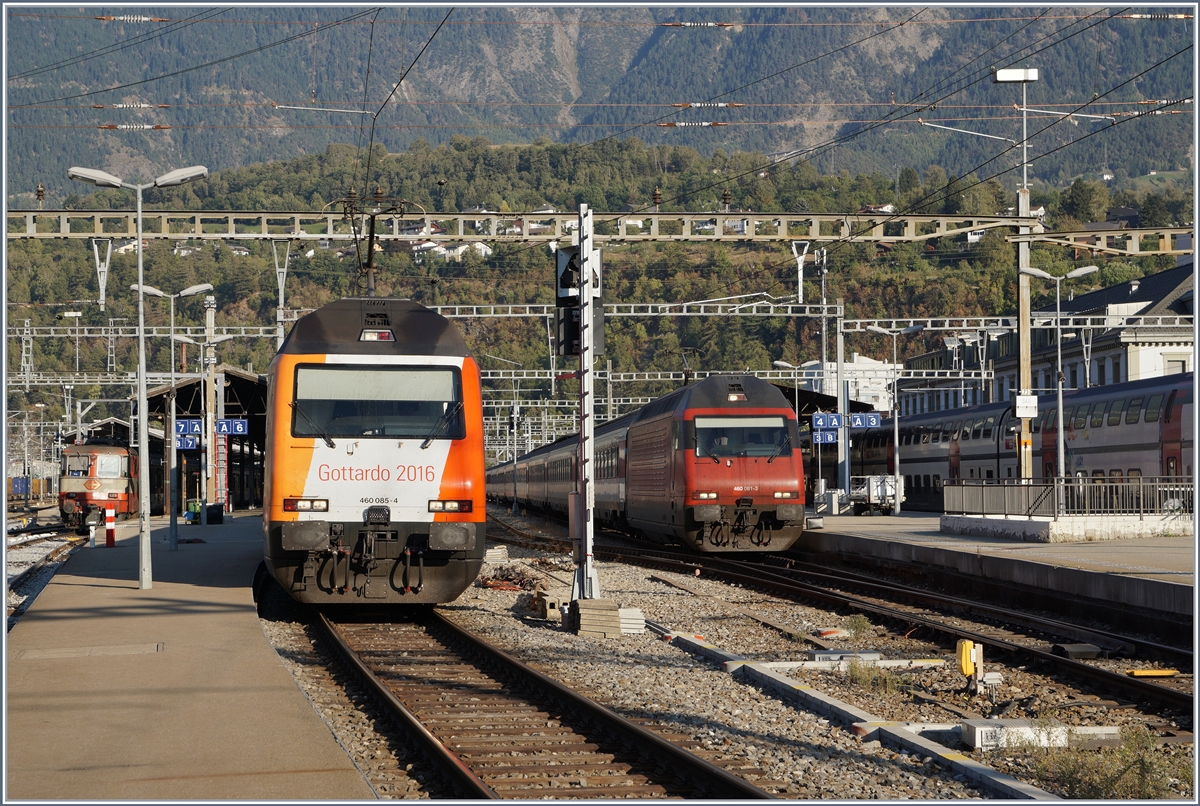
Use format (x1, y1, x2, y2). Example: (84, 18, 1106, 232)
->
(484, 511, 1193, 715)
(317, 610, 775, 799)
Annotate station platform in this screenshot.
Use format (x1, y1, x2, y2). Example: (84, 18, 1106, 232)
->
(5, 512, 375, 801)
(797, 512, 1194, 620)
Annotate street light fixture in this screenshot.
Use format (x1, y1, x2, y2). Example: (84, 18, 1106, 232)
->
(70, 164, 208, 590)
(866, 324, 925, 514)
(133, 282, 214, 550)
(486, 354, 523, 514)
(1019, 265, 1098, 480)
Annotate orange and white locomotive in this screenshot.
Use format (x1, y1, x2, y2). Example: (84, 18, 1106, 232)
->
(259, 298, 486, 604)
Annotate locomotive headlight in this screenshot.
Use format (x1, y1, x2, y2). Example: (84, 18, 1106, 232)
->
(359, 329, 396, 342)
(283, 498, 328, 512)
(108, 493, 119, 499)
(694, 491, 718, 500)
(429, 500, 473, 513)
(773, 491, 798, 499)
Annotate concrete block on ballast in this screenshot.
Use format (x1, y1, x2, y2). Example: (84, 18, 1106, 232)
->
(569, 598, 623, 638)
(806, 649, 882, 662)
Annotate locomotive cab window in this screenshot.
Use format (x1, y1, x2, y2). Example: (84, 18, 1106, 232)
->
(64, 453, 90, 477)
(692, 416, 794, 458)
(96, 455, 124, 478)
(291, 365, 464, 440)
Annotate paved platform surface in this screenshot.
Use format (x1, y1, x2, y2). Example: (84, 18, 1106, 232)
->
(798, 512, 1194, 618)
(5, 512, 375, 801)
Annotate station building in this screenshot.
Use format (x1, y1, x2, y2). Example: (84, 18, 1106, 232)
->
(895, 262, 1194, 415)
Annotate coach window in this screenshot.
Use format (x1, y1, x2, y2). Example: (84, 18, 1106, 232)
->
(1041, 408, 1056, 432)
(1125, 396, 1143, 424)
(1073, 403, 1090, 430)
(1107, 398, 1125, 426)
(921, 427, 931, 444)
(1143, 394, 1164, 423)
(933, 474, 942, 489)
(952, 420, 963, 440)
(1090, 400, 1108, 428)
(1061, 407, 1074, 430)
(982, 416, 995, 439)
(970, 418, 983, 439)
(931, 424, 941, 443)
(923, 474, 931, 488)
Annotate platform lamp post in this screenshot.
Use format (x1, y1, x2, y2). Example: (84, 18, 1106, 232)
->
(69, 164, 208, 590)
(867, 324, 924, 514)
(132, 282, 214, 550)
(172, 332, 234, 527)
(486, 354, 523, 514)
(1019, 265, 1097, 484)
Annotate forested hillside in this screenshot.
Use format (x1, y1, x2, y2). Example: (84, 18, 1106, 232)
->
(7, 138, 1189, 421)
(7, 7, 1193, 206)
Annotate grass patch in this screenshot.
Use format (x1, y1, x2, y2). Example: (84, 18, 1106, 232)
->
(1031, 725, 1193, 799)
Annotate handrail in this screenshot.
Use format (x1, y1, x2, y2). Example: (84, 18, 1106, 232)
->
(943, 476, 1193, 519)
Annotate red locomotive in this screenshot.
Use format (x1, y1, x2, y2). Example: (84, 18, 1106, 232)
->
(59, 440, 139, 531)
(488, 375, 807, 552)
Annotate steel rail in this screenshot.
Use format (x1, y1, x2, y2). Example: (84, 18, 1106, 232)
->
(427, 610, 775, 800)
(316, 613, 500, 800)
(483, 515, 1191, 711)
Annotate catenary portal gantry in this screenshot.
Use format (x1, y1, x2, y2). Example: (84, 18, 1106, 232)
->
(7, 209, 1194, 256)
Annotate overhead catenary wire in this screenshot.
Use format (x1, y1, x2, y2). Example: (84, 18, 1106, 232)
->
(15, 7, 383, 106)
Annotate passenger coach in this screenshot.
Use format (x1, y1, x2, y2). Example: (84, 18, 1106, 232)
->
(851, 373, 1193, 511)
(259, 298, 486, 604)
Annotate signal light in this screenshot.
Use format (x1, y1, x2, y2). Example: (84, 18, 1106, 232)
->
(359, 329, 395, 342)
(428, 500, 473, 512)
(283, 498, 328, 512)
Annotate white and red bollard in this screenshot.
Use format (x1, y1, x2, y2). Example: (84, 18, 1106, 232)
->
(105, 507, 116, 548)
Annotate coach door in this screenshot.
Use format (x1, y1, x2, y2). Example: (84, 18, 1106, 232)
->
(1160, 389, 1182, 477)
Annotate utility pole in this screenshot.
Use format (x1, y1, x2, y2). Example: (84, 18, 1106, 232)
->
(202, 296, 216, 527)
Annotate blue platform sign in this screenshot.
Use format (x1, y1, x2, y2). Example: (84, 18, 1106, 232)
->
(175, 436, 199, 450)
(813, 430, 839, 444)
(850, 413, 882, 428)
(215, 418, 248, 435)
(176, 419, 203, 435)
(811, 413, 843, 430)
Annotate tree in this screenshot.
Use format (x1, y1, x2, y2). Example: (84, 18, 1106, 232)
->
(1060, 179, 1110, 223)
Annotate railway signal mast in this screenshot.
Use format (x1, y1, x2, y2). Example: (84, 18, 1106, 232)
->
(570, 205, 601, 601)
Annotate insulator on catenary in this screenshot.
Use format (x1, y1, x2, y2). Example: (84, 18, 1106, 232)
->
(657, 121, 727, 127)
(661, 22, 733, 27)
(1136, 98, 1193, 105)
(672, 102, 745, 108)
(95, 15, 170, 22)
(98, 123, 172, 130)
(1119, 13, 1192, 19)
(91, 103, 169, 109)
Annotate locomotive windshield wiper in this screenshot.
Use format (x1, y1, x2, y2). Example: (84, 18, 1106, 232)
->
(767, 432, 791, 464)
(421, 401, 463, 449)
(290, 401, 335, 449)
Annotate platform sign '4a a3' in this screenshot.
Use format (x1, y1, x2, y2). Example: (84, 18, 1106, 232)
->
(811, 413, 843, 430)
